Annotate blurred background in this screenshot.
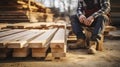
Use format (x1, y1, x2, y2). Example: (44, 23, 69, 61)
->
(0, 0, 119, 27)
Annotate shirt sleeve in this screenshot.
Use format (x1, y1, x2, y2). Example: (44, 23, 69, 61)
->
(92, 0, 111, 18)
(77, 1, 84, 17)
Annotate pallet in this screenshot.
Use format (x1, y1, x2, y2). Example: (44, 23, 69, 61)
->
(6, 30, 44, 57)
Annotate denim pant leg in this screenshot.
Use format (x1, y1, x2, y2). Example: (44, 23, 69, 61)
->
(91, 15, 106, 41)
(70, 15, 86, 39)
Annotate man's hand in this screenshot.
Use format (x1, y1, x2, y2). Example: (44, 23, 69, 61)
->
(79, 15, 86, 23)
(84, 16, 94, 26)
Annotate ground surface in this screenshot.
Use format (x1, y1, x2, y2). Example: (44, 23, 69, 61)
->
(0, 30, 120, 67)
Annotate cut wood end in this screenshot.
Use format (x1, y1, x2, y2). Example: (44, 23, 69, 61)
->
(28, 42, 42, 48)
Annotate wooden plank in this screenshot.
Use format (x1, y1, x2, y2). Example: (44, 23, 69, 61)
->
(0, 30, 41, 48)
(31, 47, 49, 57)
(0, 23, 7, 29)
(0, 29, 10, 32)
(105, 26, 117, 32)
(50, 29, 66, 57)
(12, 48, 29, 57)
(0, 48, 8, 58)
(51, 46, 66, 53)
(50, 29, 66, 48)
(7, 30, 44, 48)
(29, 28, 58, 48)
(0, 30, 36, 48)
(0, 29, 26, 37)
(0, 48, 12, 58)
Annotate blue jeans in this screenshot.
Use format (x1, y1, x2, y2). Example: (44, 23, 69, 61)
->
(70, 15, 106, 41)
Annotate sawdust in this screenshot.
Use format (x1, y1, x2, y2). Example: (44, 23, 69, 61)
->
(0, 38, 120, 67)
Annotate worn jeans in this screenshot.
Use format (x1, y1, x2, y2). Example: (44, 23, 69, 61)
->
(70, 15, 106, 41)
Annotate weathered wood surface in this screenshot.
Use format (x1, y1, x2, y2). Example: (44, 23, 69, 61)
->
(0, 29, 26, 38)
(29, 28, 58, 48)
(7, 30, 44, 48)
(0, 29, 10, 32)
(50, 29, 66, 57)
(12, 48, 29, 57)
(0, 48, 9, 58)
(50, 29, 66, 48)
(0, 30, 33, 48)
(0, 23, 7, 29)
(0, 30, 43, 48)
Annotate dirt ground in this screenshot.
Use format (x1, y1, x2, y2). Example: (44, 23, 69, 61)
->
(0, 30, 120, 67)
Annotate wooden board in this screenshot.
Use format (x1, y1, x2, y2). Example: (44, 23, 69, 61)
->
(0, 29, 26, 37)
(29, 28, 58, 48)
(0, 30, 40, 48)
(12, 48, 29, 57)
(0, 48, 7, 58)
(31, 47, 49, 57)
(7, 30, 44, 48)
(50, 29, 66, 48)
(50, 29, 66, 57)
(0, 48, 11, 58)
(0, 30, 36, 48)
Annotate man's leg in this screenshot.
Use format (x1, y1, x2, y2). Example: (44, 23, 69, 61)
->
(88, 15, 106, 54)
(69, 15, 86, 49)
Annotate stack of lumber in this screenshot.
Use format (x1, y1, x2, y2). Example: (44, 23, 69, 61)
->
(50, 29, 67, 57)
(0, 0, 30, 22)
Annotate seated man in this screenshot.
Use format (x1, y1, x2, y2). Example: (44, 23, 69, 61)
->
(69, 0, 110, 54)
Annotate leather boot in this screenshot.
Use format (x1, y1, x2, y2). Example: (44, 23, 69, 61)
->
(69, 38, 86, 49)
(88, 41, 97, 54)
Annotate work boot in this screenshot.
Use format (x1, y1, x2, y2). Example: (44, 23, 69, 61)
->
(69, 38, 86, 49)
(88, 41, 97, 54)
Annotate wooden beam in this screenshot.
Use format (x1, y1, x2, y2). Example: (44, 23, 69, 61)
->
(12, 48, 29, 57)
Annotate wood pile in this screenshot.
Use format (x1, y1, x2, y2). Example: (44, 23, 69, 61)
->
(0, 0, 30, 22)
(0, 0, 53, 22)
(0, 28, 67, 59)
